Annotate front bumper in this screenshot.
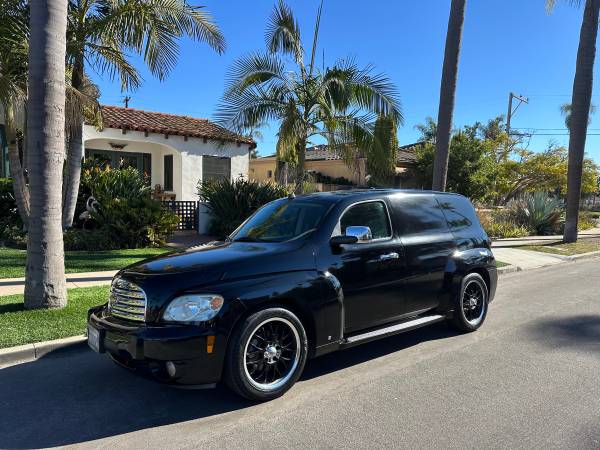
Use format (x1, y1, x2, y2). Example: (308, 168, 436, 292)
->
(87, 306, 226, 385)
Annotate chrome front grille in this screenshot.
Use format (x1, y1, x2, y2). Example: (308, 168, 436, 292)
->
(109, 277, 146, 322)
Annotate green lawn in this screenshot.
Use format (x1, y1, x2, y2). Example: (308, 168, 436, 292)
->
(496, 261, 509, 268)
(0, 247, 172, 279)
(522, 237, 600, 256)
(0, 286, 109, 349)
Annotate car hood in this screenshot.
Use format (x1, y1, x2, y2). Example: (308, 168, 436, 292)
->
(120, 240, 315, 282)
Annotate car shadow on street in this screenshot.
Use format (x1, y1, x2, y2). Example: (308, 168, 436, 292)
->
(301, 322, 456, 380)
(0, 322, 457, 449)
(526, 314, 600, 353)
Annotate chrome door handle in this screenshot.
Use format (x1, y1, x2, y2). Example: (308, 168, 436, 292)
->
(379, 252, 399, 261)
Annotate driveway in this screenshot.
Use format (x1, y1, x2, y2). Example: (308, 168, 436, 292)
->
(1, 258, 600, 449)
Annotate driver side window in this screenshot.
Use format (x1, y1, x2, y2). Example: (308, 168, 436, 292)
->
(339, 201, 392, 240)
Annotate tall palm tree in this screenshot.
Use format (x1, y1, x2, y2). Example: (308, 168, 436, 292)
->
(548, 0, 600, 243)
(216, 0, 402, 193)
(432, 0, 467, 191)
(0, 0, 30, 226)
(61, 0, 226, 228)
(560, 101, 596, 129)
(24, 0, 69, 309)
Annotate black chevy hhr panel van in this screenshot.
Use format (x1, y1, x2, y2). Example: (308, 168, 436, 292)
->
(88, 190, 497, 400)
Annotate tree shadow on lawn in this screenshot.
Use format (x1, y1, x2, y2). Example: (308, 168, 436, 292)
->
(0, 322, 456, 448)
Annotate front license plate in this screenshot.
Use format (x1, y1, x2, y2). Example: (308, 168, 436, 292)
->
(87, 325, 104, 353)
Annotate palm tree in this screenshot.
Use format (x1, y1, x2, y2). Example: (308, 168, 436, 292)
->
(24, 0, 69, 309)
(216, 0, 402, 193)
(432, 0, 467, 191)
(560, 102, 596, 129)
(548, 0, 600, 243)
(0, 0, 30, 226)
(61, 0, 226, 228)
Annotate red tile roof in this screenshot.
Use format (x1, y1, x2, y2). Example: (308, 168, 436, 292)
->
(93, 105, 256, 148)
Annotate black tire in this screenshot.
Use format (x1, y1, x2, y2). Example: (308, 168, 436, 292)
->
(224, 307, 308, 401)
(450, 272, 489, 332)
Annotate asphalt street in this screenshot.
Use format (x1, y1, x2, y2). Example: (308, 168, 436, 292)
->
(1, 258, 600, 449)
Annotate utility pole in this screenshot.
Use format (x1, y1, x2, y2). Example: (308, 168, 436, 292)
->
(506, 92, 528, 135)
(123, 96, 131, 108)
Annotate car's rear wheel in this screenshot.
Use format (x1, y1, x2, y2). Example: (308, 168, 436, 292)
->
(224, 307, 308, 401)
(450, 272, 489, 332)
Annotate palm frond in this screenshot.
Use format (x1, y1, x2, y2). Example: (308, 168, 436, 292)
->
(265, 0, 304, 66)
(546, 0, 584, 12)
(85, 42, 142, 91)
(216, 84, 291, 133)
(88, 0, 224, 84)
(225, 51, 288, 95)
(276, 99, 305, 162)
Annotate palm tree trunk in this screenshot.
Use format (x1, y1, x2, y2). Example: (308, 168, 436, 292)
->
(62, 55, 85, 229)
(24, 0, 68, 309)
(4, 103, 30, 226)
(564, 0, 600, 243)
(432, 0, 466, 191)
(294, 140, 306, 194)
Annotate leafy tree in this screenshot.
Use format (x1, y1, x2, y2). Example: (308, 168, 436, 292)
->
(414, 116, 599, 204)
(547, 0, 600, 243)
(216, 0, 402, 193)
(416, 128, 495, 201)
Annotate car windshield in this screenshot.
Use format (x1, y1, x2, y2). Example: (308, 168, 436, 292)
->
(231, 199, 330, 243)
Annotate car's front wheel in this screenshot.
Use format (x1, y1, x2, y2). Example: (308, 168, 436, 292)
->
(450, 272, 489, 332)
(224, 307, 308, 401)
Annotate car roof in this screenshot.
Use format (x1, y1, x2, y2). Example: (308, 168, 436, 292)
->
(297, 188, 463, 204)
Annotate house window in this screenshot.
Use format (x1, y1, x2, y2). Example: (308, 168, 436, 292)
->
(164, 154, 174, 191)
(267, 170, 273, 178)
(203, 155, 231, 182)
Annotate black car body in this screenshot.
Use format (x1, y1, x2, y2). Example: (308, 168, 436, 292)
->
(88, 189, 497, 400)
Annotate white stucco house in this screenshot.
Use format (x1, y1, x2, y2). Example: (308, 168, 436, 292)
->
(83, 105, 256, 201)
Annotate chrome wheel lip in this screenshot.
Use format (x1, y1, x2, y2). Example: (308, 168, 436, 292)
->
(243, 317, 301, 392)
(462, 280, 486, 325)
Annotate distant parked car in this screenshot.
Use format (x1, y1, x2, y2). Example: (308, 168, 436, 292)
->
(88, 190, 497, 401)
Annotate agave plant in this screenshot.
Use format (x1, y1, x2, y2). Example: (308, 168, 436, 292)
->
(509, 192, 563, 236)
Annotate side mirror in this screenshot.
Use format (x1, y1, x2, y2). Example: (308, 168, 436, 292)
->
(330, 235, 358, 246)
(345, 226, 372, 243)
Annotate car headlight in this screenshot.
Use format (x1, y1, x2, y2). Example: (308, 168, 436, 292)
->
(163, 294, 224, 322)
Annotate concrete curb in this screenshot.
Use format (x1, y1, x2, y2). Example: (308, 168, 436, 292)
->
(0, 335, 86, 367)
(497, 265, 522, 275)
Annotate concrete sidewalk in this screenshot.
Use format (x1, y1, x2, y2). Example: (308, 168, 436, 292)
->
(492, 226, 600, 248)
(491, 226, 600, 269)
(0, 271, 116, 296)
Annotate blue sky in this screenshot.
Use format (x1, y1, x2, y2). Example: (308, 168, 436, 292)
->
(91, 0, 600, 162)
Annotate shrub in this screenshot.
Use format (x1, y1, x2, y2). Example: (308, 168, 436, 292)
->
(508, 192, 562, 236)
(478, 209, 531, 238)
(578, 211, 598, 231)
(0, 178, 21, 228)
(81, 164, 150, 204)
(485, 220, 531, 239)
(91, 197, 179, 249)
(198, 178, 289, 238)
(75, 165, 178, 249)
(63, 228, 119, 251)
